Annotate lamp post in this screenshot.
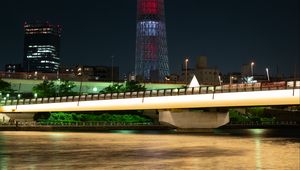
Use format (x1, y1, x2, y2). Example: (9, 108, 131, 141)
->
(77, 76, 83, 106)
(185, 58, 189, 85)
(111, 56, 114, 84)
(230, 76, 233, 85)
(218, 75, 222, 86)
(15, 94, 21, 110)
(251, 62, 255, 77)
(266, 68, 270, 81)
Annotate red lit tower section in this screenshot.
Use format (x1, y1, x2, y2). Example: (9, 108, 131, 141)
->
(135, 0, 169, 81)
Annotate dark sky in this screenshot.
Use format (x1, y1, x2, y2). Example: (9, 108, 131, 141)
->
(0, 0, 299, 76)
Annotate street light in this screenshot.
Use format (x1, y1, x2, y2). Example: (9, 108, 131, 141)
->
(93, 87, 98, 93)
(218, 75, 222, 86)
(16, 94, 21, 110)
(230, 76, 234, 85)
(111, 56, 114, 84)
(185, 58, 189, 85)
(266, 68, 270, 81)
(251, 62, 255, 77)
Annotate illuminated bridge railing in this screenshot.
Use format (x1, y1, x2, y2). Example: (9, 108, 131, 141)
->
(1, 81, 300, 106)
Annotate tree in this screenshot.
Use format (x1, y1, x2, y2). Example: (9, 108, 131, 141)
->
(125, 81, 146, 92)
(100, 83, 124, 93)
(32, 80, 77, 98)
(57, 80, 76, 96)
(32, 80, 56, 97)
(100, 81, 146, 93)
(0, 79, 14, 95)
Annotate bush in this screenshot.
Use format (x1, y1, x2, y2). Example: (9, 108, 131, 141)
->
(38, 112, 152, 123)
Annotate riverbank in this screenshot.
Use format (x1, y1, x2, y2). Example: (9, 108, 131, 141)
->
(0, 125, 173, 131)
(220, 124, 300, 129)
(0, 124, 299, 132)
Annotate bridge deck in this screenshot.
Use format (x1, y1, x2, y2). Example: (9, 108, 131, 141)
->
(0, 81, 299, 113)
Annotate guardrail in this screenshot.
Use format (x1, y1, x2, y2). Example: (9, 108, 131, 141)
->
(1, 81, 299, 106)
(228, 121, 298, 126)
(0, 121, 156, 127)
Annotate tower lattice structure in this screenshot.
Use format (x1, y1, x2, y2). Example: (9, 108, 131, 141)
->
(135, 0, 170, 81)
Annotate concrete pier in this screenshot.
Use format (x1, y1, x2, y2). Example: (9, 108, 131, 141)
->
(159, 109, 229, 130)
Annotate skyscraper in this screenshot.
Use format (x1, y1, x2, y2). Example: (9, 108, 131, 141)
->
(135, 0, 169, 81)
(23, 22, 61, 73)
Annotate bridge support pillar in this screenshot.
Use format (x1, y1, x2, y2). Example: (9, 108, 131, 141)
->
(159, 109, 229, 131)
(0, 112, 36, 123)
(0, 113, 11, 123)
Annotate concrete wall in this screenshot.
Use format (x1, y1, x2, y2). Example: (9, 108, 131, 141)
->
(0, 113, 10, 123)
(0, 112, 36, 122)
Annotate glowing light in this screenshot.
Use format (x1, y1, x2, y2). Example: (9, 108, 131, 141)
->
(93, 87, 98, 92)
(255, 138, 262, 170)
(249, 129, 266, 136)
(189, 75, 200, 88)
(139, 0, 159, 15)
(138, 21, 159, 36)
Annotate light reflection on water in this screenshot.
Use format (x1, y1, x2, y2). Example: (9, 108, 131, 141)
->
(0, 129, 299, 170)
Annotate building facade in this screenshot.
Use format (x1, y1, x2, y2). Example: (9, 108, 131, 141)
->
(75, 65, 119, 82)
(135, 0, 170, 82)
(5, 64, 22, 73)
(181, 56, 220, 85)
(23, 22, 61, 73)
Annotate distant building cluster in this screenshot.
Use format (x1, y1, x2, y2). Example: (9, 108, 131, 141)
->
(61, 65, 119, 82)
(1, 1, 298, 84)
(2, 21, 119, 82)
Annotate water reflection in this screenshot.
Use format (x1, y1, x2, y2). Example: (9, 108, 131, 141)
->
(0, 130, 299, 170)
(0, 135, 8, 170)
(255, 138, 262, 170)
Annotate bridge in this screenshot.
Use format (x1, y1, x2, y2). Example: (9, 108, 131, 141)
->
(1, 81, 299, 130)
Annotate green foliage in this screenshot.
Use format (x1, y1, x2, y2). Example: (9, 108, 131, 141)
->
(32, 80, 76, 98)
(100, 81, 146, 93)
(229, 109, 276, 124)
(246, 107, 265, 116)
(32, 81, 56, 97)
(124, 81, 146, 92)
(0, 79, 14, 95)
(38, 112, 152, 123)
(229, 110, 250, 123)
(57, 80, 77, 97)
(100, 84, 124, 93)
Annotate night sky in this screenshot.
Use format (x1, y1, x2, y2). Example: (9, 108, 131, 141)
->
(0, 0, 299, 76)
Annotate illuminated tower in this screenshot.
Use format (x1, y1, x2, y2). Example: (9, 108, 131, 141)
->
(135, 0, 169, 81)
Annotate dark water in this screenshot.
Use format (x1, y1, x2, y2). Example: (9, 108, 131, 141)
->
(0, 129, 299, 170)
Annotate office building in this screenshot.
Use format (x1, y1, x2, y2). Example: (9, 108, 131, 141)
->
(23, 22, 61, 73)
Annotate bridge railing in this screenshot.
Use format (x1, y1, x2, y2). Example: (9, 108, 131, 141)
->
(0, 121, 156, 127)
(1, 81, 299, 106)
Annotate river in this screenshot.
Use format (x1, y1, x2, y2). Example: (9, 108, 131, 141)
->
(0, 129, 299, 170)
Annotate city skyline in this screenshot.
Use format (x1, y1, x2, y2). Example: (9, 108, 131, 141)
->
(0, 0, 299, 76)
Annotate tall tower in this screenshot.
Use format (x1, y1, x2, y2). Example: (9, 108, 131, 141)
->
(135, 0, 169, 81)
(23, 22, 61, 73)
